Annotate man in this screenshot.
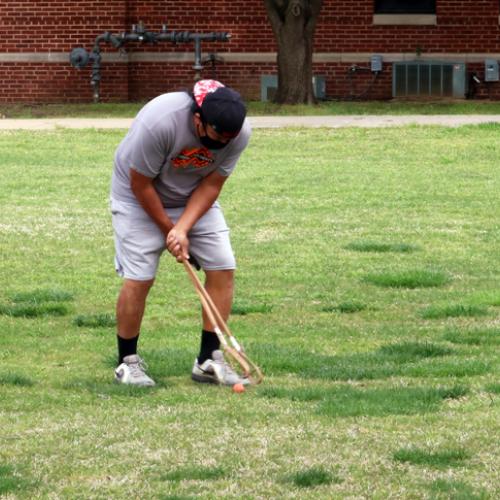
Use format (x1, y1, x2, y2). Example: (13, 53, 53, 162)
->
(110, 79, 251, 387)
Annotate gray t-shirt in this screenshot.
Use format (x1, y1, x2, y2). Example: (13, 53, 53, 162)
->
(111, 92, 251, 208)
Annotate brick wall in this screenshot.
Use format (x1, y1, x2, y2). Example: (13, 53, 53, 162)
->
(0, 1, 127, 51)
(1, 0, 500, 103)
(317, 1, 500, 52)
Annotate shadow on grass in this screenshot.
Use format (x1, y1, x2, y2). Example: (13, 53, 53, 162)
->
(259, 385, 468, 417)
(251, 342, 489, 381)
(59, 349, 197, 396)
(106, 349, 194, 378)
(97, 341, 490, 386)
(393, 446, 470, 468)
(344, 241, 419, 253)
(60, 378, 161, 397)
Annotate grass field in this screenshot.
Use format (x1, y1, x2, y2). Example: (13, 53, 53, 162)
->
(0, 124, 499, 499)
(4, 100, 500, 118)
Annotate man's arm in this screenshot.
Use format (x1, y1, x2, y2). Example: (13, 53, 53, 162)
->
(130, 169, 174, 236)
(166, 170, 228, 261)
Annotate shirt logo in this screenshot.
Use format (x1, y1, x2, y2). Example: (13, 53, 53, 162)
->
(171, 147, 214, 169)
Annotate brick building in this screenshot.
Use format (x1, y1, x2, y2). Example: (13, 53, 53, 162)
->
(1, 0, 500, 103)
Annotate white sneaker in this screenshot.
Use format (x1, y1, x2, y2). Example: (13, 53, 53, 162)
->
(114, 354, 155, 387)
(191, 350, 250, 386)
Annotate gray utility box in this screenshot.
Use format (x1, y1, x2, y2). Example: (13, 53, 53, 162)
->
(371, 55, 383, 72)
(261, 75, 326, 101)
(392, 61, 466, 98)
(484, 59, 499, 82)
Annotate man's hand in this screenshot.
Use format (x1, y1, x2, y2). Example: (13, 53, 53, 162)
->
(130, 169, 175, 236)
(166, 227, 190, 262)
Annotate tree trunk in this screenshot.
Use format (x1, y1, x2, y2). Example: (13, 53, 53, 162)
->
(264, 0, 323, 104)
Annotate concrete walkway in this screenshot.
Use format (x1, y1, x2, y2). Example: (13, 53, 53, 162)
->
(2, 115, 500, 130)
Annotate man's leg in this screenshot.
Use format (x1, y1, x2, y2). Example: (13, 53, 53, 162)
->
(117, 278, 155, 342)
(186, 206, 246, 385)
(196, 269, 234, 363)
(203, 269, 234, 328)
(114, 278, 156, 386)
(111, 197, 165, 385)
(192, 268, 249, 386)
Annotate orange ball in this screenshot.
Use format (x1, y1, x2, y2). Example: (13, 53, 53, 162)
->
(232, 383, 245, 393)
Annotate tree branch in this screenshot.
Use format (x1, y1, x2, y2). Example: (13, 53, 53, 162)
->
(264, 0, 285, 39)
(305, 0, 323, 38)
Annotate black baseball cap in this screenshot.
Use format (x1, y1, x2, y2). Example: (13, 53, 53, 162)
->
(197, 85, 246, 138)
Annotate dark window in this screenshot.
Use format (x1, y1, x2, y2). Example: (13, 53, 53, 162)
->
(374, 1, 436, 14)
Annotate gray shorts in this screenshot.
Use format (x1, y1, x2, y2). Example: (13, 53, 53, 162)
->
(110, 197, 236, 281)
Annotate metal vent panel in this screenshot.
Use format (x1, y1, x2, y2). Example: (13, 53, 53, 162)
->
(392, 61, 466, 98)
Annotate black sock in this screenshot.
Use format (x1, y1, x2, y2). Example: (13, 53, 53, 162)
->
(197, 329, 220, 364)
(117, 334, 139, 365)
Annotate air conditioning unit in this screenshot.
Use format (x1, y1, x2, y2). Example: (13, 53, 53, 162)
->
(392, 61, 466, 98)
(261, 75, 326, 101)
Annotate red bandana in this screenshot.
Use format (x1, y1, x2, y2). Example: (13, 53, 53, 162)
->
(193, 79, 225, 107)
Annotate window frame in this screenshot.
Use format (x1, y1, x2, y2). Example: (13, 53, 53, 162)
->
(374, 0, 436, 14)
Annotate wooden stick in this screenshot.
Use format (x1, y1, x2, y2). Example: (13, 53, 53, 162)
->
(182, 259, 263, 384)
(183, 260, 251, 376)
